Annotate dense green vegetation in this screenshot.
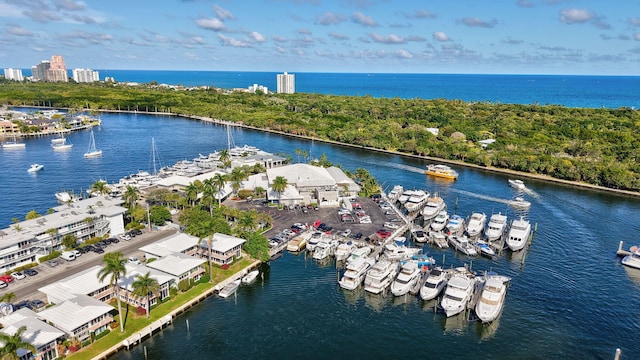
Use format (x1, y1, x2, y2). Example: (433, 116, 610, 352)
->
(1, 81, 638, 191)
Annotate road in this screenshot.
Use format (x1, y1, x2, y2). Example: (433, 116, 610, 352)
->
(0, 229, 177, 302)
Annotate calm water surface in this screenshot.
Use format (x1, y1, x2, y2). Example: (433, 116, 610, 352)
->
(1, 112, 638, 359)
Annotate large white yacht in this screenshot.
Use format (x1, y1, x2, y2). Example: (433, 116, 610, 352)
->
(421, 196, 447, 221)
(404, 190, 429, 213)
(440, 273, 476, 317)
(448, 235, 478, 256)
(465, 212, 486, 238)
(334, 242, 356, 262)
(430, 210, 449, 232)
(390, 261, 422, 296)
(446, 214, 465, 236)
(506, 217, 532, 251)
(339, 257, 375, 290)
(364, 259, 399, 294)
(475, 275, 510, 323)
(419, 266, 449, 301)
(485, 213, 508, 242)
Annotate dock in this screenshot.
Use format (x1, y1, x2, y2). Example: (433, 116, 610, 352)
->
(617, 241, 636, 257)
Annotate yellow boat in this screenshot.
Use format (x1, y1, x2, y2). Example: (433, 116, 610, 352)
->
(425, 164, 459, 180)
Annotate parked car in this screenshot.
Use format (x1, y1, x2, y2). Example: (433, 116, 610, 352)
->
(0, 280, 7, 288)
(48, 260, 58, 267)
(119, 233, 131, 241)
(128, 256, 141, 265)
(11, 272, 25, 280)
(377, 229, 392, 239)
(93, 247, 105, 254)
(130, 229, 143, 236)
(384, 222, 399, 229)
(109, 237, 119, 243)
(23, 268, 38, 276)
(60, 251, 76, 261)
(30, 299, 45, 309)
(72, 250, 81, 258)
(354, 232, 363, 240)
(0, 274, 15, 283)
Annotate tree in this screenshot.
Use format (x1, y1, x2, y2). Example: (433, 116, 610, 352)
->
(271, 176, 288, 204)
(97, 252, 127, 333)
(184, 182, 199, 207)
(61, 233, 77, 250)
(212, 173, 227, 207)
(197, 219, 217, 283)
(202, 178, 216, 216)
(91, 180, 111, 196)
(25, 210, 40, 220)
(131, 272, 160, 318)
(219, 149, 231, 168)
(124, 185, 140, 209)
(237, 209, 258, 233)
(0, 326, 37, 360)
(229, 167, 247, 194)
(149, 205, 171, 225)
(0, 292, 16, 303)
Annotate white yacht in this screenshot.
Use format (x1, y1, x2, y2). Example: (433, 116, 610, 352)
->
(335, 242, 356, 262)
(412, 229, 428, 243)
(27, 163, 44, 173)
(51, 134, 73, 150)
(313, 239, 338, 260)
(398, 189, 416, 204)
(440, 274, 475, 317)
(506, 217, 532, 251)
(622, 249, 640, 270)
(465, 212, 486, 238)
(218, 279, 241, 298)
(420, 266, 449, 301)
(345, 246, 372, 265)
(387, 185, 404, 202)
(241, 270, 260, 284)
(404, 190, 429, 213)
(508, 179, 526, 190)
(306, 231, 324, 252)
(429, 231, 449, 249)
(446, 214, 465, 236)
(430, 210, 449, 232)
(339, 257, 375, 290)
(507, 196, 531, 210)
(83, 130, 102, 158)
(421, 196, 447, 221)
(448, 235, 478, 256)
(475, 239, 496, 257)
(485, 213, 508, 242)
(364, 259, 399, 294)
(383, 242, 421, 261)
(390, 261, 422, 296)
(475, 276, 510, 323)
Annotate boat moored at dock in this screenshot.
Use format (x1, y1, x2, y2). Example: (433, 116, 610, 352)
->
(339, 256, 375, 290)
(475, 275, 510, 323)
(218, 279, 241, 298)
(485, 213, 508, 242)
(364, 259, 399, 294)
(506, 217, 532, 251)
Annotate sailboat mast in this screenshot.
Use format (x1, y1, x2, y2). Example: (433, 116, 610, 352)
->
(151, 137, 157, 175)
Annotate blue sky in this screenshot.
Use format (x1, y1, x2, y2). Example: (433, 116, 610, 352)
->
(0, 0, 639, 75)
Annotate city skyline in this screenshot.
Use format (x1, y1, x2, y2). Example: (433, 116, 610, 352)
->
(0, 0, 638, 75)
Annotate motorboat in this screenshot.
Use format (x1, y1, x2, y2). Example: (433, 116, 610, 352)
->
(242, 270, 260, 284)
(420, 266, 449, 301)
(364, 259, 399, 294)
(312, 239, 338, 260)
(448, 235, 478, 256)
(475, 239, 496, 257)
(306, 231, 323, 252)
(55, 191, 80, 203)
(218, 279, 241, 298)
(83, 130, 102, 158)
(465, 212, 486, 237)
(507, 196, 531, 210)
(622, 248, 640, 270)
(387, 185, 404, 201)
(506, 217, 532, 251)
(412, 229, 428, 243)
(426, 164, 459, 180)
(485, 213, 508, 242)
(475, 275, 510, 323)
(430, 210, 449, 232)
(390, 261, 422, 296)
(398, 189, 416, 204)
(421, 196, 447, 221)
(446, 214, 465, 236)
(286, 235, 307, 252)
(335, 242, 356, 262)
(346, 246, 372, 265)
(383, 242, 421, 261)
(27, 163, 44, 173)
(339, 256, 375, 290)
(51, 134, 73, 150)
(429, 231, 449, 249)
(440, 273, 475, 317)
(508, 179, 526, 190)
(404, 190, 429, 212)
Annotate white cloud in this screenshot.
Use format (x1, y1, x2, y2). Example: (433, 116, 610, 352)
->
(433, 32, 450, 41)
(631, 17, 640, 27)
(218, 34, 251, 47)
(272, 35, 288, 43)
(559, 8, 594, 24)
(395, 49, 413, 59)
(213, 4, 234, 20)
(250, 31, 266, 43)
(328, 32, 349, 40)
(458, 17, 498, 28)
(53, 0, 86, 11)
(369, 33, 405, 44)
(405, 9, 436, 19)
(7, 24, 34, 37)
(196, 18, 226, 31)
(318, 12, 346, 25)
(352, 11, 377, 27)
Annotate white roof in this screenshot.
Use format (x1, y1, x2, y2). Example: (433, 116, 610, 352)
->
(145, 253, 205, 277)
(119, 263, 174, 290)
(139, 232, 199, 257)
(38, 295, 113, 334)
(0, 308, 64, 350)
(267, 164, 335, 188)
(39, 265, 108, 301)
(199, 233, 246, 252)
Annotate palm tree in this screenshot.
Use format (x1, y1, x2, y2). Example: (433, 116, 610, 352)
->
(123, 185, 140, 209)
(0, 292, 16, 304)
(218, 149, 231, 168)
(0, 326, 37, 360)
(229, 167, 247, 195)
(184, 182, 199, 207)
(295, 148, 301, 163)
(237, 209, 258, 233)
(212, 173, 227, 207)
(131, 272, 160, 319)
(197, 219, 217, 283)
(271, 176, 288, 205)
(97, 252, 127, 333)
(202, 178, 216, 216)
(91, 180, 111, 196)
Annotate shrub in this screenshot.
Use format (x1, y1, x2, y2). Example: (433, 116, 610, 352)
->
(197, 274, 210, 284)
(94, 329, 110, 341)
(38, 251, 61, 263)
(237, 189, 254, 199)
(136, 306, 146, 316)
(177, 279, 191, 292)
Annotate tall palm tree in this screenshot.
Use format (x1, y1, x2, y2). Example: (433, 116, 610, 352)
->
(271, 176, 288, 205)
(202, 178, 216, 216)
(131, 272, 160, 319)
(91, 180, 111, 196)
(184, 182, 199, 207)
(212, 173, 227, 207)
(197, 219, 217, 283)
(0, 326, 37, 360)
(123, 185, 140, 209)
(229, 167, 247, 195)
(97, 252, 127, 333)
(237, 209, 258, 233)
(218, 149, 231, 169)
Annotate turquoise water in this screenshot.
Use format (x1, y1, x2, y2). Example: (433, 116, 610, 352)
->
(1, 112, 639, 359)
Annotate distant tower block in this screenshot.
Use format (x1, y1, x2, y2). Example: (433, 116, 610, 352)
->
(276, 72, 295, 94)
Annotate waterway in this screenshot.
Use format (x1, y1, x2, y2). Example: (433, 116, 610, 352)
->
(1, 111, 639, 359)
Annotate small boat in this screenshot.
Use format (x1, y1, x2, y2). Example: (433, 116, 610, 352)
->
(412, 229, 428, 243)
(421, 196, 447, 221)
(242, 270, 260, 284)
(27, 163, 44, 173)
(420, 266, 449, 301)
(475, 239, 496, 257)
(508, 179, 526, 190)
(306, 231, 323, 252)
(218, 279, 241, 298)
(475, 275, 510, 323)
(339, 256, 375, 290)
(485, 213, 508, 242)
(287, 236, 307, 252)
(391, 261, 422, 296)
(622, 247, 640, 270)
(507, 196, 531, 209)
(506, 217, 532, 251)
(383, 242, 421, 261)
(440, 273, 475, 317)
(429, 231, 449, 249)
(83, 130, 102, 158)
(51, 133, 73, 150)
(364, 259, 399, 294)
(2, 134, 25, 149)
(430, 210, 449, 232)
(448, 235, 478, 256)
(465, 212, 486, 238)
(446, 214, 465, 236)
(426, 164, 459, 180)
(335, 242, 356, 262)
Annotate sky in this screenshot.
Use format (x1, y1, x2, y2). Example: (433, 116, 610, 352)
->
(0, 0, 639, 75)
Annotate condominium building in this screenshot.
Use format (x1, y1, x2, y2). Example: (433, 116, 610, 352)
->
(31, 61, 50, 81)
(3, 68, 24, 81)
(72, 68, 99, 83)
(46, 55, 68, 82)
(276, 71, 295, 94)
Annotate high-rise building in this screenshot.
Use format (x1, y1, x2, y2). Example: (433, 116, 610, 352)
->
(47, 55, 68, 82)
(3, 68, 24, 81)
(31, 61, 50, 81)
(72, 68, 100, 83)
(276, 72, 295, 94)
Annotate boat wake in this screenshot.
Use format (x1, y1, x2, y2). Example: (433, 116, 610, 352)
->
(453, 189, 514, 205)
(376, 162, 425, 174)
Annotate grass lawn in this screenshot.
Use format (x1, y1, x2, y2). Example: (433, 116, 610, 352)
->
(67, 257, 257, 360)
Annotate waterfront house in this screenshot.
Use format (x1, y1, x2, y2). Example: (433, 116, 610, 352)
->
(37, 295, 113, 342)
(145, 252, 206, 284)
(118, 263, 175, 309)
(0, 308, 65, 360)
(198, 233, 245, 265)
(139, 232, 201, 259)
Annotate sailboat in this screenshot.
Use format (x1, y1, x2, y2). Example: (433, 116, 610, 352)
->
(2, 133, 26, 149)
(83, 130, 102, 158)
(51, 132, 72, 150)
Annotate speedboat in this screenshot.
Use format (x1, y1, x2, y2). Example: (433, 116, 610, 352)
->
(476, 275, 510, 323)
(440, 273, 475, 317)
(420, 266, 449, 300)
(430, 210, 449, 232)
(485, 213, 508, 242)
(383, 242, 421, 261)
(448, 235, 478, 256)
(446, 214, 465, 236)
(475, 239, 496, 257)
(412, 229, 428, 243)
(404, 190, 429, 212)
(507, 196, 531, 209)
(287, 236, 307, 252)
(27, 163, 44, 173)
(390, 261, 422, 296)
(335, 242, 356, 262)
(242, 270, 260, 284)
(346, 246, 372, 265)
(364, 259, 399, 294)
(429, 231, 449, 249)
(465, 212, 486, 237)
(421, 196, 447, 221)
(506, 217, 532, 251)
(218, 279, 241, 298)
(339, 256, 375, 290)
(622, 248, 640, 270)
(508, 179, 526, 190)
(426, 164, 459, 180)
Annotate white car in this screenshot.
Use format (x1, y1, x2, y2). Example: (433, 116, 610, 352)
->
(384, 222, 399, 229)
(11, 272, 26, 280)
(72, 250, 81, 257)
(0, 280, 7, 288)
(119, 233, 131, 241)
(128, 256, 141, 265)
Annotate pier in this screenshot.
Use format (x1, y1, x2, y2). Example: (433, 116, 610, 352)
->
(617, 241, 635, 257)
